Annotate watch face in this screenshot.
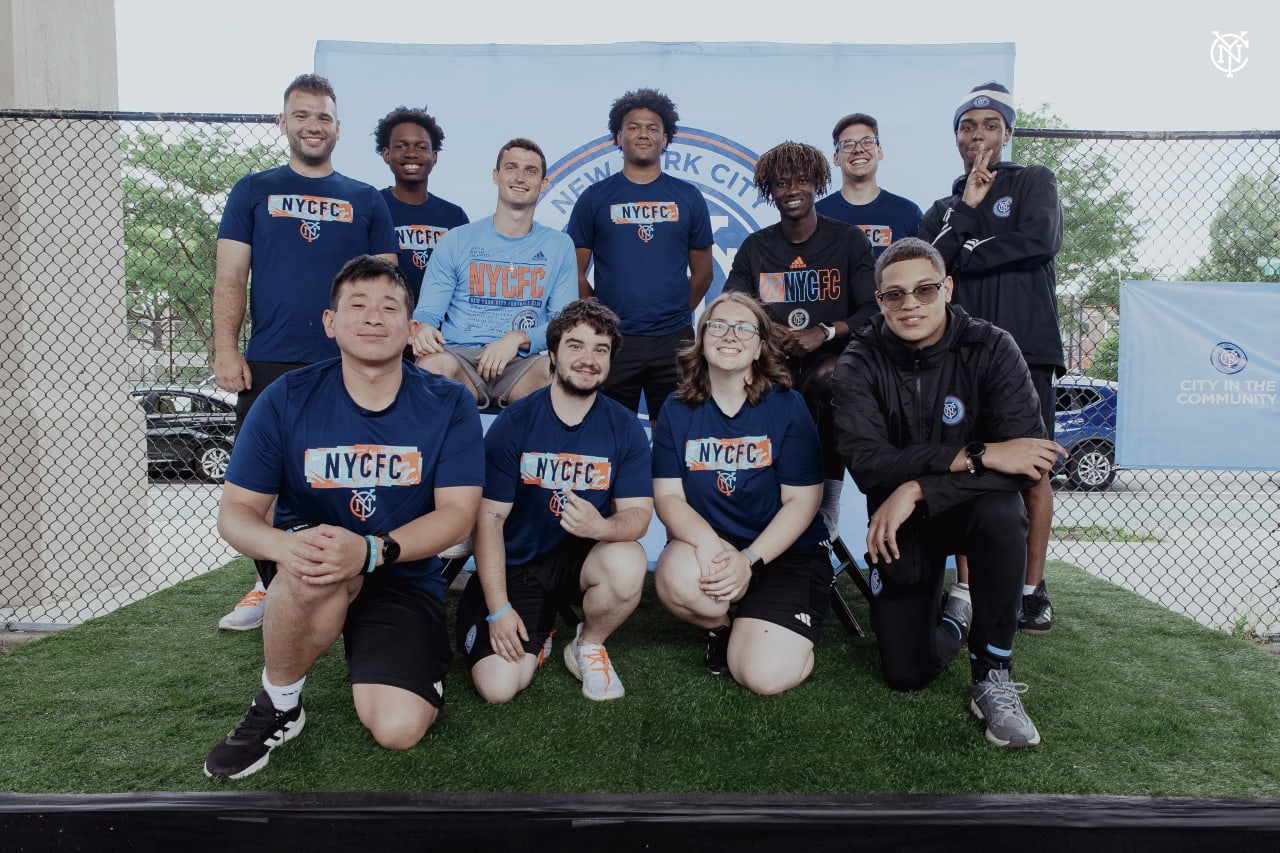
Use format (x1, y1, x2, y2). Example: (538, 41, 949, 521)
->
(966, 442, 985, 457)
(379, 534, 400, 563)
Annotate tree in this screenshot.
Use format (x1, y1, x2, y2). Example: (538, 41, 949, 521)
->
(122, 127, 281, 366)
(1012, 106, 1144, 381)
(1184, 168, 1280, 283)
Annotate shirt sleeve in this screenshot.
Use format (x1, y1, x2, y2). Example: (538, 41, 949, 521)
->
(412, 226, 459, 328)
(432, 384, 486, 489)
(482, 408, 522, 504)
(565, 188, 595, 249)
(686, 187, 714, 250)
(773, 392, 824, 487)
(367, 188, 400, 257)
(223, 378, 285, 495)
(650, 401, 683, 480)
(525, 232, 577, 355)
(722, 233, 756, 295)
(217, 174, 255, 244)
(611, 416, 655, 500)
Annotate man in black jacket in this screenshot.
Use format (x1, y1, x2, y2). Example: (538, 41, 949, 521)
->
(832, 238, 1065, 747)
(918, 82, 1064, 634)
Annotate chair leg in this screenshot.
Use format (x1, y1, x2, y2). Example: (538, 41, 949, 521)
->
(828, 536, 868, 638)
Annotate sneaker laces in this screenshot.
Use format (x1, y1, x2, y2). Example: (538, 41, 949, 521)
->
(235, 590, 266, 609)
(226, 700, 278, 742)
(580, 645, 615, 688)
(979, 677, 1031, 724)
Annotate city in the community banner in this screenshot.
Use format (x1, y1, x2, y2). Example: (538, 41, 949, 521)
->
(1119, 280, 1280, 469)
(315, 40, 1014, 299)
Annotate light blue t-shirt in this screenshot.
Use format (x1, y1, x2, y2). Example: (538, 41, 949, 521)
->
(413, 216, 576, 355)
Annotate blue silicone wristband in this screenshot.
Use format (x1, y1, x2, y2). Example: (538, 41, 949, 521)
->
(364, 535, 378, 574)
(485, 601, 513, 623)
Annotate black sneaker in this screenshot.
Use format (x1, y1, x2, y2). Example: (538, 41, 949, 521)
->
(204, 690, 306, 780)
(704, 623, 731, 676)
(1018, 581, 1053, 634)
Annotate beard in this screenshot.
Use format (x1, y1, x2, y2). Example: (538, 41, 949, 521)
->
(552, 358, 604, 398)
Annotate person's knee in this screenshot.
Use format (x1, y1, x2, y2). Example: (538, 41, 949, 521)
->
(473, 672, 521, 705)
(588, 542, 647, 597)
(360, 702, 436, 750)
(879, 656, 938, 692)
(734, 660, 806, 696)
(470, 655, 533, 705)
(968, 493, 1028, 546)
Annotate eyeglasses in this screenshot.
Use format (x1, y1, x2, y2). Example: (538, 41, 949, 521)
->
(704, 320, 760, 339)
(875, 282, 944, 309)
(837, 136, 880, 153)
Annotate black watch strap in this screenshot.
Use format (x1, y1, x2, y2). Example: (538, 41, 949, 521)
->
(375, 531, 400, 565)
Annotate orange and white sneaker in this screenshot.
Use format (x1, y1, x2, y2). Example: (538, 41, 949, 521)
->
(562, 623, 624, 701)
(218, 588, 266, 631)
(536, 630, 556, 668)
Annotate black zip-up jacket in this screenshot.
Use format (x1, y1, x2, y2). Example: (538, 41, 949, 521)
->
(917, 162, 1065, 372)
(831, 303, 1046, 517)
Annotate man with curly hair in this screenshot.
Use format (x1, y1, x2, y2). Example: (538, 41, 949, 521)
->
(723, 141, 876, 539)
(374, 106, 470, 295)
(566, 88, 714, 424)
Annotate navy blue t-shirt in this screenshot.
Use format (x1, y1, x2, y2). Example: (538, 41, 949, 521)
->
(380, 188, 469, 295)
(484, 387, 653, 567)
(652, 388, 826, 546)
(815, 188, 923, 258)
(226, 359, 484, 598)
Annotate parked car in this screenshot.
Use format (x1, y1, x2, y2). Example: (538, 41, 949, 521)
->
(131, 385, 237, 483)
(1053, 375, 1118, 490)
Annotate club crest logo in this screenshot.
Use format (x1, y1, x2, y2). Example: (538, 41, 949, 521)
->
(541, 128, 768, 307)
(716, 469, 738, 496)
(1210, 341, 1247, 375)
(992, 197, 1013, 218)
(512, 309, 540, 331)
(788, 308, 810, 329)
(349, 488, 376, 521)
(942, 396, 965, 425)
(300, 221, 321, 242)
(972, 96, 991, 108)
(869, 567, 882, 597)
(413, 249, 429, 270)
(549, 490, 569, 517)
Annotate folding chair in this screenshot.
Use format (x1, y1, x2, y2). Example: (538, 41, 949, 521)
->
(828, 535, 873, 638)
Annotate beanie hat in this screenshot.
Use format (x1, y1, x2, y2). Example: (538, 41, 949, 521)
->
(953, 82, 1016, 131)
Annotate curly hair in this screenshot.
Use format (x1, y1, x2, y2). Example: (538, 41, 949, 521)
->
(607, 88, 679, 141)
(752, 141, 831, 204)
(373, 106, 444, 153)
(675, 292, 792, 407)
(282, 73, 336, 108)
(546, 298, 622, 359)
(831, 113, 879, 147)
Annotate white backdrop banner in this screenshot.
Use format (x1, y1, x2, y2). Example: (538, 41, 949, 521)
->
(315, 40, 1014, 297)
(1119, 280, 1280, 469)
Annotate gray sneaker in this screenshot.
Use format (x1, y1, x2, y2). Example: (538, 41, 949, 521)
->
(941, 585, 972, 643)
(970, 669, 1041, 747)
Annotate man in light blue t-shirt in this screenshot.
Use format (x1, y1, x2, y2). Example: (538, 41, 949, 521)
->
(412, 139, 576, 409)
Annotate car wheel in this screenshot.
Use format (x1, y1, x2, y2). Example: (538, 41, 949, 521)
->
(1066, 442, 1115, 491)
(197, 443, 233, 483)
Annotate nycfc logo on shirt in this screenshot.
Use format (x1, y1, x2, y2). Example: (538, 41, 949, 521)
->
(304, 445, 423, 521)
(269, 194, 354, 244)
(512, 309, 540, 331)
(716, 470, 737, 496)
(942, 396, 965, 425)
(610, 202, 679, 242)
(788, 308, 810, 329)
(520, 452, 613, 492)
(549, 490, 570, 517)
(413, 250, 429, 270)
(350, 488, 376, 521)
(686, 436, 773, 496)
(860, 225, 892, 247)
(992, 197, 1013, 218)
(540, 128, 768, 293)
(758, 269, 843, 308)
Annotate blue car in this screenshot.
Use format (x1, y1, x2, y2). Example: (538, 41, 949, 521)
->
(1054, 376, 1118, 490)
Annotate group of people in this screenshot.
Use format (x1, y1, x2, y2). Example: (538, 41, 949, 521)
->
(201, 73, 1068, 782)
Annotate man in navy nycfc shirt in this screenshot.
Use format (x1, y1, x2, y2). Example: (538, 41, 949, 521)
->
(204, 255, 482, 780)
(374, 106, 469, 296)
(567, 88, 714, 424)
(455, 299, 653, 704)
(815, 112, 923, 259)
(213, 73, 398, 632)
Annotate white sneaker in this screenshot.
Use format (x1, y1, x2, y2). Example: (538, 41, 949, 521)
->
(218, 589, 266, 631)
(562, 623, 624, 701)
(439, 536, 473, 561)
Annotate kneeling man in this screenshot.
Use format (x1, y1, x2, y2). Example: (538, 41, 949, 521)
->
(832, 238, 1064, 747)
(457, 299, 653, 703)
(204, 255, 483, 779)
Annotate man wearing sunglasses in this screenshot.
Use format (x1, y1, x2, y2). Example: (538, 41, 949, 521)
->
(832, 237, 1066, 747)
(917, 82, 1065, 635)
(723, 141, 876, 539)
(815, 113, 923, 258)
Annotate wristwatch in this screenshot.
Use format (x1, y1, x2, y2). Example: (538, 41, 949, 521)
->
(741, 547, 765, 572)
(374, 531, 401, 566)
(965, 442, 987, 475)
(819, 323, 836, 342)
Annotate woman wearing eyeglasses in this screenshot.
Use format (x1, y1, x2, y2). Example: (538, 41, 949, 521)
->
(651, 292, 831, 695)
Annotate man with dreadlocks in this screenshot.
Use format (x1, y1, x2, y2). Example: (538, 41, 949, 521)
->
(723, 141, 876, 539)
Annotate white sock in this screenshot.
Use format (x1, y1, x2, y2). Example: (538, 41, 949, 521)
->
(262, 669, 305, 712)
(820, 479, 843, 539)
(1023, 584, 1037, 596)
(252, 581, 266, 593)
(954, 582, 970, 592)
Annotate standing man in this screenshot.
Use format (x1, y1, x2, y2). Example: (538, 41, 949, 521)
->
(723, 141, 876, 538)
(213, 73, 399, 632)
(374, 106, 470, 297)
(412, 139, 576, 409)
(203, 255, 483, 779)
(815, 113, 923, 258)
(567, 88, 714, 424)
(917, 83, 1065, 634)
(456, 300, 652, 704)
(832, 238, 1065, 747)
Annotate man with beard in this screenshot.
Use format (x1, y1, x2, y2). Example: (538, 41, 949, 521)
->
(374, 106, 470, 296)
(411, 139, 575, 409)
(213, 73, 398, 631)
(455, 299, 653, 704)
(723, 141, 876, 539)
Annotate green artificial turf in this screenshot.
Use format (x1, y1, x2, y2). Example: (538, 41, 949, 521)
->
(1, 560, 1277, 796)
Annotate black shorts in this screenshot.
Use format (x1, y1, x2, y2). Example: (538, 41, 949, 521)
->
(235, 361, 308, 432)
(732, 541, 832, 644)
(455, 537, 594, 665)
(343, 573, 451, 709)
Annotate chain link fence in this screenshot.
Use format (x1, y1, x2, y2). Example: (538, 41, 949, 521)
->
(1, 112, 1277, 635)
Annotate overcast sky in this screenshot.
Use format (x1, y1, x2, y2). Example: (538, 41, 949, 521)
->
(115, 0, 1272, 130)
